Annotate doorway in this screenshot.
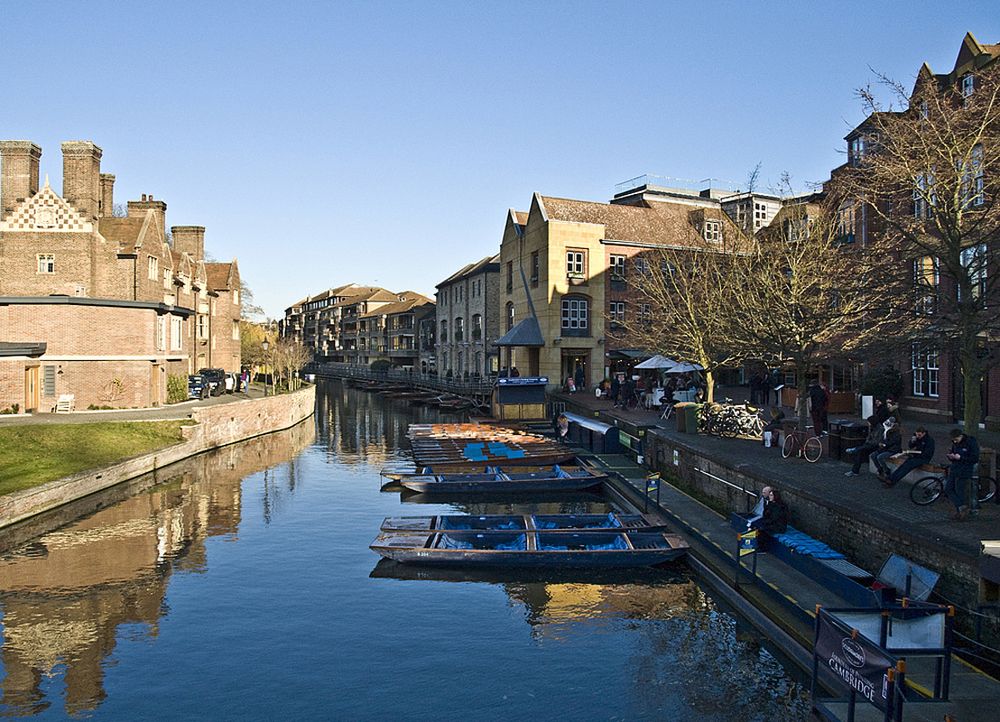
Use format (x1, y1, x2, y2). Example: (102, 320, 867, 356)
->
(561, 350, 590, 391)
(24, 366, 39, 412)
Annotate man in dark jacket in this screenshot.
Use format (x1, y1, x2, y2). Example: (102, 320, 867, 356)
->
(945, 429, 980, 520)
(845, 413, 884, 476)
(808, 380, 828, 434)
(885, 427, 935, 486)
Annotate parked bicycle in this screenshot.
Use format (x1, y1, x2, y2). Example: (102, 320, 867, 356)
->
(781, 428, 823, 463)
(698, 400, 765, 438)
(909, 465, 997, 506)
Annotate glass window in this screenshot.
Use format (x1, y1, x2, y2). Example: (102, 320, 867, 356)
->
(913, 256, 939, 315)
(506, 261, 513, 292)
(561, 297, 589, 330)
(704, 220, 721, 243)
(566, 250, 585, 276)
(440, 319, 448, 343)
(911, 346, 939, 397)
(172, 317, 184, 350)
(609, 301, 625, 323)
(472, 313, 482, 340)
(610, 254, 626, 279)
(959, 243, 988, 302)
(148, 255, 159, 280)
(961, 74, 975, 98)
(36, 254, 55, 273)
(454, 317, 464, 342)
(506, 302, 514, 331)
(530, 251, 539, 283)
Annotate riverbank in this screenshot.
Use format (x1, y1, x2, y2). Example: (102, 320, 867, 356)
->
(0, 385, 315, 531)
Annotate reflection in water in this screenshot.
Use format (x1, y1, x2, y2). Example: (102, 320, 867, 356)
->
(0, 421, 314, 717)
(0, 382, 810, 720)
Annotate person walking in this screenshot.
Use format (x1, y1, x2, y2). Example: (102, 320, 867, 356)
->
(945, 428, 980, 520)
(808, 380, 828, 435)
(885, 426, 934, 487)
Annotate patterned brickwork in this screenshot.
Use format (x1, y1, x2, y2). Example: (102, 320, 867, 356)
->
(0, 181, 92, 233)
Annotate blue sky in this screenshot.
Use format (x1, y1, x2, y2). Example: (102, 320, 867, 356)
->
(3, 1, 998, 318)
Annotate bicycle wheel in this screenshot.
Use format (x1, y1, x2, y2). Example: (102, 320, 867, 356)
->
(803, 436, 822, 463)
(781, 433, 795, 459)
(910, 476, 942, 505)
(975, 476, 997, 504)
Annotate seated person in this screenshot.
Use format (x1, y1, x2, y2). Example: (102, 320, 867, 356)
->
(749, 486, 789, 537)
(873, 417, 902, 479)
(885, 426, 934, 487)
(762, 407, 785, 447)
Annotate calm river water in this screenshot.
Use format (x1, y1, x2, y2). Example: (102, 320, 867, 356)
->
(0, 380, 810, 720)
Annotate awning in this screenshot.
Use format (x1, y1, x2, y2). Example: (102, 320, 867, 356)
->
(635, 354, 677, 369)
(607, 349, 648, 361)
(494, 317, 545, 347)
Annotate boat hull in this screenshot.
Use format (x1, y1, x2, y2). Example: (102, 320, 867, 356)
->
(371, 545, 686, 569)
(397, 477, 603, 494)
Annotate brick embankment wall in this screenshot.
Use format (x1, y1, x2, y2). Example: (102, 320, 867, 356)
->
(0, 385, 315, 530)
(643, 430, 984, 625)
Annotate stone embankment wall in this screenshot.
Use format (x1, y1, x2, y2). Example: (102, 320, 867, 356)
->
(0, 386, 315, 530)
(643, 429, 981, 619)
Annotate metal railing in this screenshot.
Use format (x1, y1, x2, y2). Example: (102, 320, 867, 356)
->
(309, 362, 495, 395)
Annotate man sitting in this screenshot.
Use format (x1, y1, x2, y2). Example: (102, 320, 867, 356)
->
(885, 426, 935, 487)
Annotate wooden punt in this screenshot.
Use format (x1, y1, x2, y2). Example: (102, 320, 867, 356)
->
(380, 512, 654, 533)
(407, 423, 574, 469)
(369, 527, 689, 569)
(383, 465, 606, 494)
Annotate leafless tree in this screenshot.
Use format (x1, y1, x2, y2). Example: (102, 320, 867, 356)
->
(836, 61, 1000, 429)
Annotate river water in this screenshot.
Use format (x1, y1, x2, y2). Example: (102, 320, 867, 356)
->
(0, 380, 810, 720)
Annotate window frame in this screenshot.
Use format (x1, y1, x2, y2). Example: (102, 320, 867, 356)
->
(566, 249, 586, 279)
(703, 219, 722, 243)
(560, 295, 590, 336)
(911, 345, 940, 398)
(609, 254, 627, 280)
(36, 253, 55, 274)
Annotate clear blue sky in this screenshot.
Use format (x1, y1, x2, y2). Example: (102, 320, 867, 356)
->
(3, 1, 998, 318)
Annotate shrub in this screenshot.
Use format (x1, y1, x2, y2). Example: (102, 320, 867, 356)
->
(859, 366, 903, 401)
(167, 374, 188, 404)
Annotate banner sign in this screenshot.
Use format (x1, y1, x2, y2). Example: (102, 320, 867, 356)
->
(738, 529, 758, 556)
(496, 377, 548, 386)
(646, 472, 660, 494)
(815, 611, 896, 712)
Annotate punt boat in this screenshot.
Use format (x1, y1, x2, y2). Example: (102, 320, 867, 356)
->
(370, 516, 688, 569)
(381, 465, 607, 494)
(380, 512, 654, 533)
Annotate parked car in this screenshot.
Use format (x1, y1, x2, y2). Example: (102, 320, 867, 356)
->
(198, 368, 226, 396)
(188, 375, 209, 400)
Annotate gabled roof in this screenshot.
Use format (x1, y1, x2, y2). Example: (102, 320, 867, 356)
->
(437, 254, 500, 288)
(204, 261, 236, 291)
(0, 180, 93, 233)
(536, 194, 744, 249)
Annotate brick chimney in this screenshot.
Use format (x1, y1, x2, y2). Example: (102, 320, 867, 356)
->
(171, 225, 205, 261)
(0, 140, 42, 221)
(61, 141, 103, 221)
(127, 193, 167, 236)
(99, 173, 115, 218)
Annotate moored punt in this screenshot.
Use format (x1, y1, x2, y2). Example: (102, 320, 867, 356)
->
(386, 465, 607, 494)
(369, 528, 688, 568)
(407, 423, 574, 469)
(380, 512, 653, 533)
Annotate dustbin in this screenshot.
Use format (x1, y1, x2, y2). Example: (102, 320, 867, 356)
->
(684, 403, 702, 434)
(827, 420, 844, 460)
(841, 421, 868, 455)
(675, 402, 691, 433)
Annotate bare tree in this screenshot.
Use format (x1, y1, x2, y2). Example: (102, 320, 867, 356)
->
(274, 338, 311, 391)
(835, 61, 1000, 430)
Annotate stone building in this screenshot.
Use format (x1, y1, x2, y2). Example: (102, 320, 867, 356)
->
(0, 139, 240, 412)
(434, 254, 500, 378)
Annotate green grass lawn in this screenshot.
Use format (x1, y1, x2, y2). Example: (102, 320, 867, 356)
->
(0, 421, 188, 496)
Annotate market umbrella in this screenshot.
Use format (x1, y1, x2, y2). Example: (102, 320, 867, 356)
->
(634, 354, 677, 369)
(665, 361, 704, 374)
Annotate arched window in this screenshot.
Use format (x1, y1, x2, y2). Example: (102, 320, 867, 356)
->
(506, 302, 514, 331)
(455, 317, 464, 342)
(472, 314, 482, 341)
(440, 319, 448, 343)
(561, 296, 589, 336)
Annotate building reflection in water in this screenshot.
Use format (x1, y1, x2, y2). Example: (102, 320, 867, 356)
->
(0, 420, 315, 717)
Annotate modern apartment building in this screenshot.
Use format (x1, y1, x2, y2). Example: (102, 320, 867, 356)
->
(0, 139, 240, 411)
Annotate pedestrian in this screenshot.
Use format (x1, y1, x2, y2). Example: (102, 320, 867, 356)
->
(556, 414, 570, 443)
(770, 368, 783, 406)
(808, 379, 828, 435)
(574, 364, 585, 393)
(885, 426, 934, 487)
(566, 375, 576, 393)
(610, 375, 621, 407)
(511, 366, 520, 377)
(945, 428, 980, 520)
(873, 417, 902, 480)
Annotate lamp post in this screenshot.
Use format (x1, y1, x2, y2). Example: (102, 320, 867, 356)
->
(261, 339, 270, 396)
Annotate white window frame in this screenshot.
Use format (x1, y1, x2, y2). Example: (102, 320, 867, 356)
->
(156, 317, 167, 351)
(561, 297, 588, 330)
(911, 346, 939, 398)
(148, 255, 159, 281)
(609, 254, 626, 280)
(36, 254, 55, 274)
(959, 243, 988, 303)
(609, 301, 625, 323)
(171, 317, 184, 350)
(566, 250, 585, 277)
(961, 74, 975, 98)
(703, 219, 721, 243)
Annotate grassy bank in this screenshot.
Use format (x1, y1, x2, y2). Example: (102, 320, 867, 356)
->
(0, 421, 188, 496)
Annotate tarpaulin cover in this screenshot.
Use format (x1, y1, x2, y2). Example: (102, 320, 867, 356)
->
(773, 528, 846, 560)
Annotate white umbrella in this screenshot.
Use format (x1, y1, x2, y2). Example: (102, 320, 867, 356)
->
(634, 354, 677, 370)
(665, 361, 704, 374)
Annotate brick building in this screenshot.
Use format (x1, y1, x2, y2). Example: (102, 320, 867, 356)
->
(0, 139, 240, 411)
(435, 254, 500, 378)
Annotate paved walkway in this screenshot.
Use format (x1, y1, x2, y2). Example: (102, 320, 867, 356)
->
(0, 386, 266, 425)
(555, 387, 1000, 563)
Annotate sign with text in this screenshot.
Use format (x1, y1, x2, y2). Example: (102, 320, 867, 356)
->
(815, 610, 896, 713)
(738, 529, 758, 556)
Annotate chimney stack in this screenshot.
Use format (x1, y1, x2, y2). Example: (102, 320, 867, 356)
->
(99, 173, 115, 218)
(127, 194, 168, 236)
(1, 140, 42, 221)
(61, 140, 103, 221)
(171, 226, 205, 261)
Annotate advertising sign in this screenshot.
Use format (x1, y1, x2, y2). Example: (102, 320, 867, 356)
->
(738, 529, 758, 556)
(815, 611, 896, 712)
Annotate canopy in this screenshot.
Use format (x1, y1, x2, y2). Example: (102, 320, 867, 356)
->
(665, 361, 704, 374)
(634, 354, 677, 369)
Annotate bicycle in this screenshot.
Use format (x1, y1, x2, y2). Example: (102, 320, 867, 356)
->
(909, 465, 997, 506)
(781, 428, 823, 463)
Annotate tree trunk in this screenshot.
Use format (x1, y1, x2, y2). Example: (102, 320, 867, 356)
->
(796, 366, 810, 432)
(705, 369, 715, 403)
(961, 356, 983, 433)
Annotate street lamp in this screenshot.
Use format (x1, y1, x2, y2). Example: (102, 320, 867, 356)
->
(262, 339, 270, 396)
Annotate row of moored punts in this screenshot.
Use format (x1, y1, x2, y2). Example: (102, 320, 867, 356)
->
(371, 423, 689, 569)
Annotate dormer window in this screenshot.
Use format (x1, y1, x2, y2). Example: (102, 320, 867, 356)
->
(849, 136, 866, 166)
(961, 74, 975, 98)
(919, 100, 929, 120)
(703, 219, 721, 243)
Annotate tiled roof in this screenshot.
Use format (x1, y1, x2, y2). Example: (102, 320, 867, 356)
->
(437, 254, 501, 287)
(538, 194, 743, 249)
(204, 262, 234, 291)
(99, 216, 147, 253)
(360, 297, 433, 318)
(513, 211, 528, 225)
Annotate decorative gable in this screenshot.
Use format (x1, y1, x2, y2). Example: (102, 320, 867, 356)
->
(0, 179, 93, 233)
